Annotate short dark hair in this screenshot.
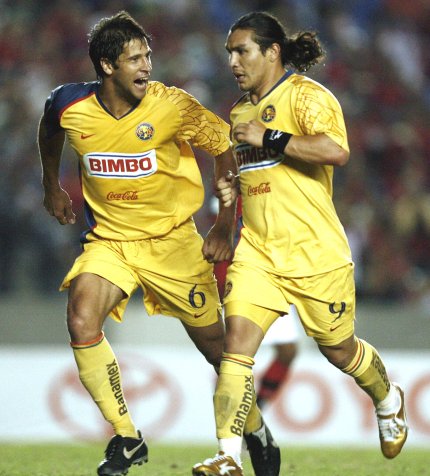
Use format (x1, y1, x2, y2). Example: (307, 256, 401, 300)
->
(229, 11, 325, 72)
(88, 11, 152, 79)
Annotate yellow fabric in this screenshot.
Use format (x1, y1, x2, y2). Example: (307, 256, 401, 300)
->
(224, 262, 356, 346)
(224, 300, 280, 334)
(51, 81, 230, 240)
(342, 338, 391, 403)
(72, 336, 137, 437)
(61, 219, 221, 323)
(215, 353, 261, 439)
(243, 391, 263, 435)
(230, 72, 351, 276)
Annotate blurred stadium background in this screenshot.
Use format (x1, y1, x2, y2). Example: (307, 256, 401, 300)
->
(1, 0, 429, 448)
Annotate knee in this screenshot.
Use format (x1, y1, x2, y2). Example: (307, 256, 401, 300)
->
(206, 352, 223, 369)
(205, 335, 225, 368)
(322, 351, 351, 370)
(318, 336, 357, 370)
(66, 300, 101, 343)
(224, 318, 263, 357)
(196, 327, 224, 368)
(224, 330, 245, 352)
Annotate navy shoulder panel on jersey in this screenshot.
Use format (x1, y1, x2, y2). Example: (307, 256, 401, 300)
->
(44, 81, 100, 138)
(231, 93, 248, 110)
(231, 70, 295, 110)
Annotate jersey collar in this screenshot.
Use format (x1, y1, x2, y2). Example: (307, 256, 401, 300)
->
(252, 69, 294, 104)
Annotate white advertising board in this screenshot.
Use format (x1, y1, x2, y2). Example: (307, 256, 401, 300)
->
(1, 347, 429, 447)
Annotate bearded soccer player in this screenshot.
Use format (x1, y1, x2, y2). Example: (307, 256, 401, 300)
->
(193, 11, 408, 476)
(37, 10, 254, 476)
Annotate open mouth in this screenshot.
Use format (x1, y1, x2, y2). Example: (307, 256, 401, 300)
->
(134, 78, 148, 88)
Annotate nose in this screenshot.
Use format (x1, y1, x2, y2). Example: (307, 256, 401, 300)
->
(229, 52, 239, 69)
(141, 57, 152, 72)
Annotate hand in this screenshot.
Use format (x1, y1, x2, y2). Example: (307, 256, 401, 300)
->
(232, 120, 266, 147)
(215, 171, 239, 208)
(43, 186, 76, 225)
(202, 222, 233, 264)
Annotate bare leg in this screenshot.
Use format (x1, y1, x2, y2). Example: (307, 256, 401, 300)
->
(67, 273, 138, 437)
(317, 334, 357, 369)
(67, 272, 125, 343)
(181, 311, 225, 368)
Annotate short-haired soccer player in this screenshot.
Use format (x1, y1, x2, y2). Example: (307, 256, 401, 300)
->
(37, 10, 272, 476)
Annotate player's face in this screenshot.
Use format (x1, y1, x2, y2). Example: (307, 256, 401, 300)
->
(226, 28, 272, 96)
(111, 38, 152, 103)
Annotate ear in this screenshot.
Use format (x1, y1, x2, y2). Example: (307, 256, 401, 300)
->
(100, 58, 114, 76)
(268, 43, 281, 63)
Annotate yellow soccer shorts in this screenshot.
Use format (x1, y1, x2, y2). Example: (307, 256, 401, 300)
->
(61, 219, 221, 327)
(223, 262, 356, 346)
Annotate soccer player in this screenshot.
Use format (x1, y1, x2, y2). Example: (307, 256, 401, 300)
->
(193, 11, 408, 476)
(210, 197, 298, 476)
(37, 11, 243, 476)
(214, 205, 299, 412)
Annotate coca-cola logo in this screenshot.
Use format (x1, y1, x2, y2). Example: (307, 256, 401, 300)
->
(248, 182, 271, 196)
(107, 191, 139, 201)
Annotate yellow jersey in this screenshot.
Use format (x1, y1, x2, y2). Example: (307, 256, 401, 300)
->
(44, 81, 230, 241)
(231, 71, 352, 276)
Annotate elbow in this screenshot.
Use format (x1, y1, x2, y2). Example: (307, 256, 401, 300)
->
(333, 147, 349, 167)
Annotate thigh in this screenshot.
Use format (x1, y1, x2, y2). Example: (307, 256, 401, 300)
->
(61, 239, 138, 322)
(133, 220, 221, 327)
(224, 314, 265, 357)
(67, 272, 125, 342)
(284, 264, 356, 346)
(223, 262, 288, 335)
(225, 300, 281, 335)
(224, 262, 289, 316)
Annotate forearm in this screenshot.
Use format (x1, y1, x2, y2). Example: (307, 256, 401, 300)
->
(214, 148, 237, 223)
(235, 120, 349, 167)
(38, 115, 65, 188)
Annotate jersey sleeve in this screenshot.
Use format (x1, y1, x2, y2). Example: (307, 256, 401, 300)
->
(174, 89, 231, 156)
(293, 80, 349, 152)
(43, 85, 64, 139)
(43, 82, 99, 139)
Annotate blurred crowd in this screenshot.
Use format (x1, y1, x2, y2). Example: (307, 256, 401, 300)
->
(1, 0, 429, 305)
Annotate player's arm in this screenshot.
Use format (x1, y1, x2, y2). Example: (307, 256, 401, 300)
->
(282, 133, 348, 165)
(202, 147, 238, 264)
(233, 120, 348, 166)
(38, 114, 76, 225)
